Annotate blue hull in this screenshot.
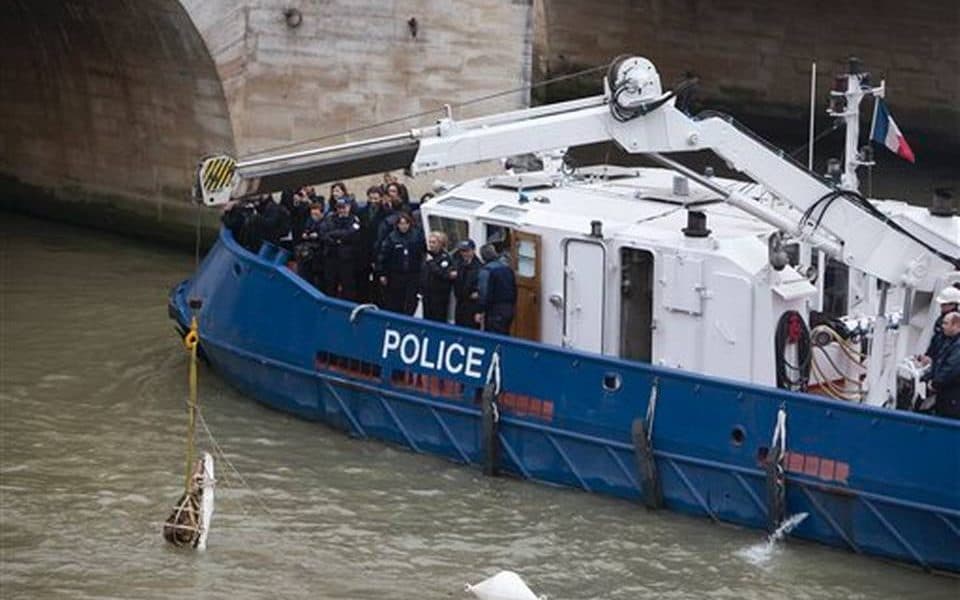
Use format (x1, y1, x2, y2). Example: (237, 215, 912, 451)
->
(171, 229, 960, 573)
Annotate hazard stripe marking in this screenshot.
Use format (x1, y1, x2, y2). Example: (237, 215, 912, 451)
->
(201, 157, 236, 192)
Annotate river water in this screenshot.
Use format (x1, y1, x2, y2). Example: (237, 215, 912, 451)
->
(1, 213, 956, 599)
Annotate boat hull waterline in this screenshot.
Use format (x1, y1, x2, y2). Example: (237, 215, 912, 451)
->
(169, 228, 959, 573)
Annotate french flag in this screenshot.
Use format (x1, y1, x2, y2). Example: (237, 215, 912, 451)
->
(870, 98, 915, 163)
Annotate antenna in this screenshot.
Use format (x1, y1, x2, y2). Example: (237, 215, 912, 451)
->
(808, 61, 816, 172)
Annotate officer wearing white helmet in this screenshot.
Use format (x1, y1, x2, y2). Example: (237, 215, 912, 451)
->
(917, 284, 960, 369)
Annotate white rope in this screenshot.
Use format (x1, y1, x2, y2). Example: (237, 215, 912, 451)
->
(645, 378, 659, 439)
(349, 303, 379, 323)
(485, 349, 502, 396)
(197, 408, 275, 517)
(770, 407, 787, 458)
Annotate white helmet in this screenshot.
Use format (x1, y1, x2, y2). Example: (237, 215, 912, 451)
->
(935, 285, 960, 305)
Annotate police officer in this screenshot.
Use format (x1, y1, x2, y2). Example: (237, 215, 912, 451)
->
(476, 244, 517, 334)
(420, 232, 455, 322)
(376, 213, 423, 314)
(320, 197, 362, 300)
(376, 191, 406, 249)
(926, 312, 960, 419)
(452, 238, 482, 329)
(296, 202, 326, 289)
(221, 198, 260, 252)
(918, 285, 960, 370)
(257, 193, 292, 250)
(281, 186, 314, 242)
(353, 186, 382, 303)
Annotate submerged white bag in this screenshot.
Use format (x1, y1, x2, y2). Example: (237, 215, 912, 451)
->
(464, 571, 540, 600)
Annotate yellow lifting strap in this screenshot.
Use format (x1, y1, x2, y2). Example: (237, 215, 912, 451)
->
(182, 317, 200, 491)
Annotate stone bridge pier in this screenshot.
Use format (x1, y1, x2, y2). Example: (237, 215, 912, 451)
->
(0, 0, 533, 244)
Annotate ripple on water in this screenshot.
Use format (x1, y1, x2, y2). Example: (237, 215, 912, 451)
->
(2, 215, 958, 600)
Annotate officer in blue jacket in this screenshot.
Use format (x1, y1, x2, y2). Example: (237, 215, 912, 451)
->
(296, 202, 326, 289)
(476, 244, 517, 334)
(918, 285, 960, 369)
(927, 312, 960, 419)
(376, 213, 423, 315)
(420, 231, 455, 322)
(320, 197, 362, 300)
(453, 239, 483, 329)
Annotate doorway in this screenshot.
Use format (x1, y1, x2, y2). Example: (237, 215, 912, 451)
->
(564, 239, 606, 353)
(510, 231, 542, 341)
(620, 248, 654, 362)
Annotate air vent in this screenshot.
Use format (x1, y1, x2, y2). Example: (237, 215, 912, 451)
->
(485, 174, 555, 191)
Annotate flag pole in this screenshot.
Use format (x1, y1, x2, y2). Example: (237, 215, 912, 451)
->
(807, 61, 817, 172)
(866, 80, 884, 198)
(868, 80, 882, 143)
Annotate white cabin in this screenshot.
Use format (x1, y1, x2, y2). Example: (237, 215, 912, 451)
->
(420, 165, 828, 388)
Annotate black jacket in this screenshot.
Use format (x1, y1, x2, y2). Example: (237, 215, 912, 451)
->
(931, 336, 960, 410)
(453, 255, 482, 302)
(258, 200, 291, 245)
(376, 228, 424, 276)
(320, 213, 362, 260)
(478, 259, 517, 309)
(926, 314, 949, 363)
(421, 250, 454, 296)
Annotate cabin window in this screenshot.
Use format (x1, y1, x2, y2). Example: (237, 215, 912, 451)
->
(822, 256, 849, 319)
(620, 248, 654, 362)
(784, 242, 801, 267)
(484, 224, 512, 257)
(488, 205, 528, 219)
(437, 196, 483, 210)
(517, 238, 537, 277)
(428, 216, 469, 249)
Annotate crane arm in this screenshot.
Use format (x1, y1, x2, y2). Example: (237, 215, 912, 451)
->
(197, 56, 957, 291)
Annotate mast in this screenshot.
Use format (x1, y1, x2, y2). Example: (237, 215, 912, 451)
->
(827, 57, 882, 191)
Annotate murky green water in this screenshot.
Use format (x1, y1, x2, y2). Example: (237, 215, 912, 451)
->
(1, 213, 957, 599)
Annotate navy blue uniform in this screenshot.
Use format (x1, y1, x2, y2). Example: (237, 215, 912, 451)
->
(453, 255, 482, 329)
(320, 213, 362, 300)
(296, 216, 325, 289)
(376, 229, 424, 315)
(930, 336, 960, 419)
(258, 199, 292, 249)
(925, 314, 949, 365)
(221, 201, 260, 252)
(477, 258, 517, 334)
(420, 250, 454, 322)
(280, 190, 315, 242)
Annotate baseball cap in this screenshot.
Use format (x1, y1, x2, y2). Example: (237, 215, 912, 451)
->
(456, 239, 476, 251)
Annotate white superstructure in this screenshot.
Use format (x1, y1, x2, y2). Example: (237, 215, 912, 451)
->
(196, 55, 960, 409)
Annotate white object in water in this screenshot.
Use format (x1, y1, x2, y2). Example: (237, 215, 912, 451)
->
(196, 452, 216, 551)
(465, 571, 540, 600)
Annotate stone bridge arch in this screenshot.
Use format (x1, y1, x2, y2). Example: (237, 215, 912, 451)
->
(0, 0, 235, 244)
(0, 1, 534, 244)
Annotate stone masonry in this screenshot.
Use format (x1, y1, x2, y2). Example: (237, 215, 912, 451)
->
(535, 0, 959, 151)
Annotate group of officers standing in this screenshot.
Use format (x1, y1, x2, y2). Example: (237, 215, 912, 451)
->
(221, 174, 517, 334)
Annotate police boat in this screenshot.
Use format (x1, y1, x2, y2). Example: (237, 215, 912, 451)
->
(170, 56, 960, 573)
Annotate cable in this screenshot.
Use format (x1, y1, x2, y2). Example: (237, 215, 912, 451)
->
(812, 344, 864, 385)
(802, 188, 960, 268)
(774, 310, 812, 392)
(609, 77, 698, 123)
(788, 121, 842, 160)
(243, 63, 610, 159)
